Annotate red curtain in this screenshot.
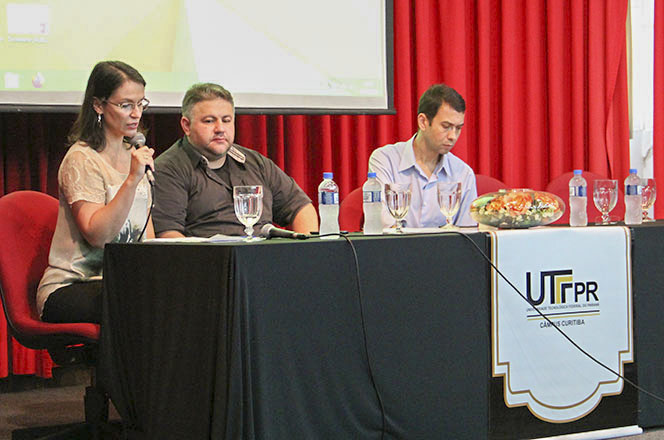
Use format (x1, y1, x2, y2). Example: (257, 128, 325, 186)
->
(0, 0, 630, 378)
(233, 0, 629, 195)
(655, 0, 664, 218)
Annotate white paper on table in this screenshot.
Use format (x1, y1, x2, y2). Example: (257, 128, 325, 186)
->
(143, 234, 248, 243)
(382, 227, 480, 234)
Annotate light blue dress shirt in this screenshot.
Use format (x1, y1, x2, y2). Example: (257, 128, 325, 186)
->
(368, 135, 478, 228)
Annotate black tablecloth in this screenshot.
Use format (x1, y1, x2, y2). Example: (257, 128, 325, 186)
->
(101, 233, 491, 439)
(631, 223, 664, 428)
(100, 228, 664, 439)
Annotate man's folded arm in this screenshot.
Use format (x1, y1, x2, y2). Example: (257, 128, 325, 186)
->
(288, 203, 318, 234)
(157, 230, 186, 238)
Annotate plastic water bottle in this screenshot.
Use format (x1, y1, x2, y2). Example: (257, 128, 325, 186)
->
(624, 168, 642, 225)
(362, 172, 383, 235)
(568, 170, 587, 227)
(318, 172, 340, 239)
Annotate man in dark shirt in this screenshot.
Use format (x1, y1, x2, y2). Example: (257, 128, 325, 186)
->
(153, 83, 318, 238)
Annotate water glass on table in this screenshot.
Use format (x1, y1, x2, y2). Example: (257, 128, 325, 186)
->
(592, 179, 618, 225)
(233, 185, 264, 240)
(641, 178, 657, 222)
(437, 181, 462, 230)
(385, 183, 411, 233)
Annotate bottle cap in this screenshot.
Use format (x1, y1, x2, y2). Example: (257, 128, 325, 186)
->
(323, 172, 333, 179)
(629, 168, 637, 174)
(573, 169, 582, 175)
(368, 172, 377, 178)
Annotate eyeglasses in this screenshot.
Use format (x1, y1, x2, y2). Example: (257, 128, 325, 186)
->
(104, 98, 150, 113)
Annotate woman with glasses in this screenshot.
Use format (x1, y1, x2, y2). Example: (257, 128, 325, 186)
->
(37, 60, 155, 323)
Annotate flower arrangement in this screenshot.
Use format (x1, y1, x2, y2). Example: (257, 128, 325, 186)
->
(470, 189, 565, 228)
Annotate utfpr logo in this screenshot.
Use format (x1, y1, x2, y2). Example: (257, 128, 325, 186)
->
(525, 270, 598, 306)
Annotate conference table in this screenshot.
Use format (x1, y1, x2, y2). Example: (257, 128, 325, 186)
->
(100, 224, 664, 439)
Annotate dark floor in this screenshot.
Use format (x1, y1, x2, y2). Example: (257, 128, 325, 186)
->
(0, 367, 120, 440)
(1, 369, 664, 440)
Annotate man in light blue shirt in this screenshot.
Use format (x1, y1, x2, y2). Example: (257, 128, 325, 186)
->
(369, 83, 477, 228)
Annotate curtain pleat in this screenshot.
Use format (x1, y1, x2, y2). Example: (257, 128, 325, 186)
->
(0, 0, 630, 378)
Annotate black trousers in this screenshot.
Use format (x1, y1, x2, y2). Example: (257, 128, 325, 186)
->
(41, 280, 102, 324)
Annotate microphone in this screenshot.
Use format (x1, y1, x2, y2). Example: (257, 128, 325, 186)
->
(128, 133, 154, 185)
(260, 223, 310, 240)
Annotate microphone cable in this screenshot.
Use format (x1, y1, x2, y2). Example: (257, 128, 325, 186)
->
(124, 132, 154, 243)
(137, 180, 154, 242)
(317, 232, 387, 440)
(304, 229, 664, 438)
(436, 229, 664, 406)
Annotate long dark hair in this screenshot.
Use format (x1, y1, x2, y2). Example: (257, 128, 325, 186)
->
(68, 61, 146, 151)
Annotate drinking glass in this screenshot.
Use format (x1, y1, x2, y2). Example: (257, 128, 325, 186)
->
(233, 185, 263, 240)
(437, 181, 462, 229)
(641, 178, 657, 222)
(592, 179, 618, 225)
(385, 183, 411, 233)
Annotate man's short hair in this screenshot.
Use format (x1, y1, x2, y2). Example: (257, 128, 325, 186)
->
(417, 84, 466, 122)
(182, 83, 234, 118)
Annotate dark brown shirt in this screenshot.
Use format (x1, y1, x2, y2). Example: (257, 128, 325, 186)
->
(153, 137, 311, 237)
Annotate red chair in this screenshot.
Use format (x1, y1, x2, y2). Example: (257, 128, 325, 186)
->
(0, 191, 109, 439)
(475, 174, 507, 196)
(339, 187, 364, 232)
(546, 171, 625, 225)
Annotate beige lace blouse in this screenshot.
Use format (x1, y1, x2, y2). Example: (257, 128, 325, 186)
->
(37, 142, 151, 317)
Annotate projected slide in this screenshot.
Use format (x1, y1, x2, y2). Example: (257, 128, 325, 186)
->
(0, 0, 389, 111)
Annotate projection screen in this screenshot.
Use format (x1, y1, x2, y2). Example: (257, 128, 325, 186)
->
(0, 0, 393, 113)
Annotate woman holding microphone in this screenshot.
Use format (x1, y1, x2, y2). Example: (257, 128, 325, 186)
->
(37, 60, 154, 324)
